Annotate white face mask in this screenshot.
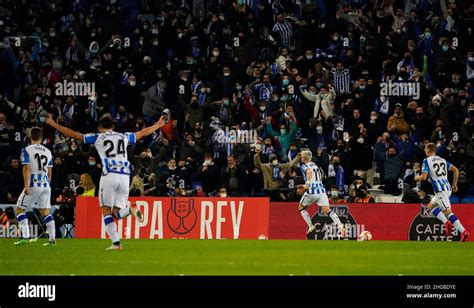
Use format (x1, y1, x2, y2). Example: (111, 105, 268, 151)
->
(129, 81, 136, 86)
(220, 193, 227, 197)
(331, 191, 339, 197)
(357, 137, 364, 144)
(370, 115, 377, 121)
(259, 106, 266, 111)
(212, 51, 219, 57)
(223, 72, 230, 77)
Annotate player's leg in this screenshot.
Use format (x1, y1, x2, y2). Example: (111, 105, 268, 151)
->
(14, 190, 32, 246)
(440, 192, 469, 241)
(102, 206, 122, 250)
(112, 176, 143, 222)
(426, 195, 452, 237)
(99, 176, 122, 250)
(320, 199, 344, 237)
(38, 187, 56, 245)
(299, 193, 315, 234)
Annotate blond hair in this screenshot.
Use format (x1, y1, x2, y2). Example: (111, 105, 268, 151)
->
(425, 142, 436, 154)
(79, 173, 96, 191)
(301, 150, 312, 161)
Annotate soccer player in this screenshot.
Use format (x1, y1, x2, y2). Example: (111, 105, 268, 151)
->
(297, 150, 344, 237)
(14, 127, 56, 246)
(415, 143, 469, 242)
(46, 115, 165, 250)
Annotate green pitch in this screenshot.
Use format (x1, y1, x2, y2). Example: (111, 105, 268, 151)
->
(1, 239, 473, 275)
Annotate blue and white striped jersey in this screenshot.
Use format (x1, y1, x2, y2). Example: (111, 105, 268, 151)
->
(422, 155, 452, 193)
(20, 144, 53, 187)
(83, 131, 136, 176)
(301, 161, 326, 195)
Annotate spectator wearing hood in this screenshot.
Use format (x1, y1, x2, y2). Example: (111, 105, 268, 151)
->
(159, 109, 174, 141)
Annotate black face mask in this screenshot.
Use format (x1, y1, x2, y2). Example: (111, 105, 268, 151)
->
(333, 162, 340, 168)
(416, 113, 424, 117)
(388, 154, 396, 158)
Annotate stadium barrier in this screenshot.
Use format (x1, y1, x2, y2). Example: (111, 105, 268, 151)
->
(269, 202, 474, 241)
(75, 197, 270, 239)
(74, 198, 473, 241)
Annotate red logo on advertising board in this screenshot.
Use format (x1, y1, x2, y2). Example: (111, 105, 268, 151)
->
(167, 199, 197, 234)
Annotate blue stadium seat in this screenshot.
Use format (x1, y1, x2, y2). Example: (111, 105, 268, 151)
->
(449, 196, 459, 204)
(460, 196, 474, 204)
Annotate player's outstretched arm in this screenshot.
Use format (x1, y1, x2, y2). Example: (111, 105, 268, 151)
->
(135, 116, 165, 141)
(46, 114, 83, 141)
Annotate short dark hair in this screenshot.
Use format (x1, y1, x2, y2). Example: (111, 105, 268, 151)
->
(99, 117, 114, 129)
(30, 127, 43, 141)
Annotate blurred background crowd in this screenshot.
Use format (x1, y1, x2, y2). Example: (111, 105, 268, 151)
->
(0, 0, 473, 215)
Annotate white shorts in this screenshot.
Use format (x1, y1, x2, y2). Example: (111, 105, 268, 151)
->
(300, 192, 330, 207)
(16, 187, 51, 210)
(430, 191, 452, 211)
(99, 174, 130, 208)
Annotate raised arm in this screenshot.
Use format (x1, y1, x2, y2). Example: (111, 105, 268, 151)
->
(46, 115, 83, 141)
(135, 116, 165, 141)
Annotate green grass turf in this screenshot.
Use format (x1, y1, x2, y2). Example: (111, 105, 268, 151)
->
(1, 239, 473, 275)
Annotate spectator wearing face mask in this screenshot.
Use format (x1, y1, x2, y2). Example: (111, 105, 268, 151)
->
(329, 186, 346, 203)
(215, 66, 236, 99)
(195, 153, 221, 195)
(84, 152, 100, 183)
(265, 116, 297, 161)
(216, 186, 228, 198)
(327, 155, 345, 193)
(300, 84, 336, 120)
(383, 147, 403, 195)
(254, 151, 300, 200)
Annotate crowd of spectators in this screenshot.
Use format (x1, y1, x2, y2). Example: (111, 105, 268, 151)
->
(0, 0, 474, 207)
